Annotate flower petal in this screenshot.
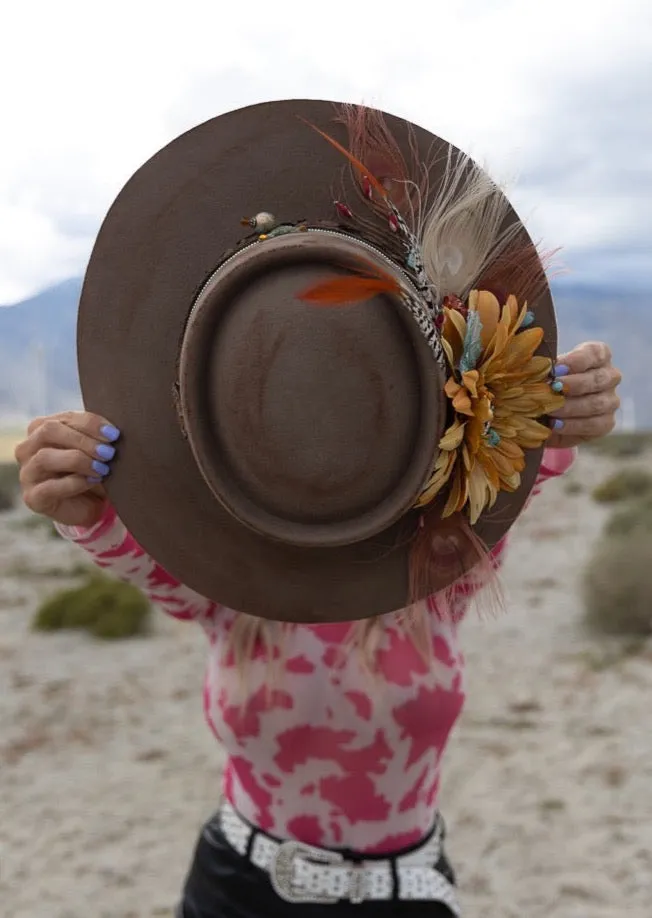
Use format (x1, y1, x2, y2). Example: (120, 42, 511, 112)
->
(478, 449, 501, 489)
(505, 294, 520, 330)
(500, 327, 544, 369)
(472, 290, 501, 348)
(461, 370, 480, 398)
(441, 338, 456, 368)
(466, 415, 484, 454)
(512, 416, 553, 447)
(446, 308, 467, 344)
(468, 461, 491, 524)
(440, 419, 466, 450)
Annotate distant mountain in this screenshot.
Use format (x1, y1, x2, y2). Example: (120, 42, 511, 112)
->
(553, 286, 648, 428)
(0, 278, 83, 420)
(0, 276, 649, 427)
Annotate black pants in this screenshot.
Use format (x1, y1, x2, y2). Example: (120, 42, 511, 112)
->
(177, 812, 458, 917)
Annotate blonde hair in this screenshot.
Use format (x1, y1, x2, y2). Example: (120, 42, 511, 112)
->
(224, 545, 504, 700)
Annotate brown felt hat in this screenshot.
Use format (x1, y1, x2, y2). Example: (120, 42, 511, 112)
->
(77, 98, 561, 623)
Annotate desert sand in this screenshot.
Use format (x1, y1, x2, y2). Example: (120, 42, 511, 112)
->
(1, 446, 652, 918)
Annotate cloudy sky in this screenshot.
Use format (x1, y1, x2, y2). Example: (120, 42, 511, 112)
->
(1, 0, 650, 304)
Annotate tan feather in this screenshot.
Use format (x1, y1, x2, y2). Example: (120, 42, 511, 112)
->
(420, 151, 521, 301)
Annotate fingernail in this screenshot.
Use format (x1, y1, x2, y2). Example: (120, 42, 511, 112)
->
(87, 476, 103, 484)
(91, 460, 111, 477)
(552, 380, 564, 393)
(554, 364, 570, 377)
(101, 425, 121, 442)
(95, 444, 116, 461)
(552, 418, 565, 430)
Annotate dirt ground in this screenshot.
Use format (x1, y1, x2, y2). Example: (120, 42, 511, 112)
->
(1, 446, 651, 918)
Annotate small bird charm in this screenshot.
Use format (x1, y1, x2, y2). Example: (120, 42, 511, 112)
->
(240, 212, 277, 233)
(240, 212, 308, 240)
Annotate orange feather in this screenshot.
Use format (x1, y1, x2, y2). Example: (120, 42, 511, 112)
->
(297, 273, 401, 306)
(298, 116, 390, 203)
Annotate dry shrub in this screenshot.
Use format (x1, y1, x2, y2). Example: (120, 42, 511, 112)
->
(583, 527, 652, 637)
(582, 432, 652, 459)
(591, 467, 652, 504)
(14, 513, 61, 538)
(605, 493, 652, 538)
(0, 462, 20, 512)
(32, 573, 151, 640)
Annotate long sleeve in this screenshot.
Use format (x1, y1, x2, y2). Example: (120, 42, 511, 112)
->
(528, 445, 577, 494)
(55, 504, 219, 624)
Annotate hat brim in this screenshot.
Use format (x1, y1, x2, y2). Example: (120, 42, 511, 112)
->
(77, 98, 556, 623)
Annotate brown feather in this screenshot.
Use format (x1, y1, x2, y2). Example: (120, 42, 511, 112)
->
(297, 116, 390, 203)
(408, 508, 499, 618)
(334, 105, 427, 222)
(478, 237, 562, 306)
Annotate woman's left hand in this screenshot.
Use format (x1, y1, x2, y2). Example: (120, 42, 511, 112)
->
(547, 341, 622, 449)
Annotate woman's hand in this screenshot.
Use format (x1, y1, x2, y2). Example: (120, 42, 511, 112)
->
(14, 411, 120, 527)
(547, 342, 622, 449)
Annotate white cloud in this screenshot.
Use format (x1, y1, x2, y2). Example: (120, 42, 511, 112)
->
(1, 0, 650, 301)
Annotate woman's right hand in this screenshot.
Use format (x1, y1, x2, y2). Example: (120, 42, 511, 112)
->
(14, 411, 120, 528)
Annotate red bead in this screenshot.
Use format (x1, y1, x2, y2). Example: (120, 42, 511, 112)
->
(388, 212, 399, 233)
(362, 176, 373, 199)
(334, 201, 353, 220)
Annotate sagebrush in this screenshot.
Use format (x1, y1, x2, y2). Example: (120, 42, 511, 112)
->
(582, 431, 652, 459)
(583, 524, 652, 637)
(592, 468, 652, 504)
(0, 462, 20, 512)
(33, 573, 152, 640)
(605, 493, 652, 538)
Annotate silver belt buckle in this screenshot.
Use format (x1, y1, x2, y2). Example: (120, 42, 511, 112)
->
(270, 839, 345, 904)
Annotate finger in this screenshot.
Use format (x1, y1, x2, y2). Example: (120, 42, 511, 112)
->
(551, 391, 621, 420)
(58, 410, 120, 442)
(26, 411, 92, 437)
(552, 414, 617, 441)
(26, 416, 49, 437)
(27, 410, 118, 440)
(31, 418, 117, 462)
(556, 342, 612, 375)
(552, 365, 622, 399)
(17, 413, 120, 465)
(22, 474, 97, 516)
(25, 411, 94, 437)
(14, 419, 49, 463)
(20, 447, 111, 486)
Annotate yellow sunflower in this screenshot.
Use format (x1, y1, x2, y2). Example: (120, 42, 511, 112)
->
(416, 290, 565, 523)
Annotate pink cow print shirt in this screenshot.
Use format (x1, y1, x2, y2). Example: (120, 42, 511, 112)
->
(56, 448, 575, 854)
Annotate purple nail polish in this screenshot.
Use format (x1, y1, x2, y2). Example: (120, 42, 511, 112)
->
(95, 444, 116, 461)
(87, 476, 103, 484)
(554, 364, 570, 377)
(553, 418, 564, 430)
(92, 460, 110, 476)
(100, 424, 121, 442)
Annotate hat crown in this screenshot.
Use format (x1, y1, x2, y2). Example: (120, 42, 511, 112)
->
(178, 231, 446, 548)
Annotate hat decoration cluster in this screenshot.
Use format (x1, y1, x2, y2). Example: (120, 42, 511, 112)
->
(240, 107, 565, 527)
